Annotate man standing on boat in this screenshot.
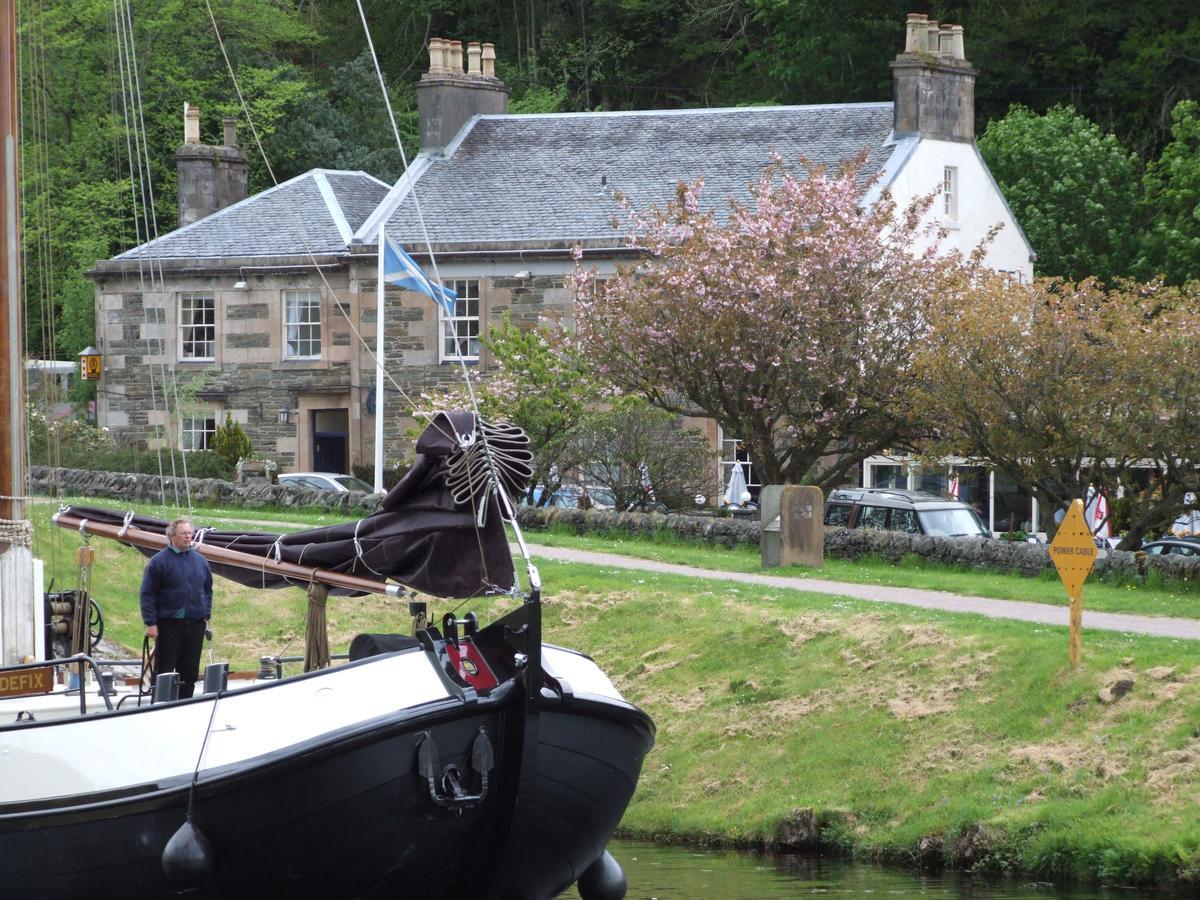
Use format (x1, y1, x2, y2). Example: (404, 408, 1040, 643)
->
(140, 518, 212, 699)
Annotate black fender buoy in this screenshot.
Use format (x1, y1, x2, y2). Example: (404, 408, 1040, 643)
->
(576, 849, 627, 900)
(161, 816, 215, 887)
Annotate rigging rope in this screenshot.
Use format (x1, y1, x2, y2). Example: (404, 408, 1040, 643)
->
(113, 0, 185, 513)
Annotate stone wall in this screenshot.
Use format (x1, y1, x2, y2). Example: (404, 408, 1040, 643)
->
(30, 467, 383, 513)
(38, 467, 1197, 587)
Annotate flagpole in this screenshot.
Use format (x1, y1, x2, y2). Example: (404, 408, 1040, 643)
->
(373, 229, 386, 493)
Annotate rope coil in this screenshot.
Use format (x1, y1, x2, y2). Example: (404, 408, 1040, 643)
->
(0, 518, 34, 547)
(444, 419, 534, 525)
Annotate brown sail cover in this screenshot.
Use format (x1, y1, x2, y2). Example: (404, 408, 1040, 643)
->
(64, 413, 526, 599)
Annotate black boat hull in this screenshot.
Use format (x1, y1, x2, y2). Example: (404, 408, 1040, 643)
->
(0, 659, 653, 898)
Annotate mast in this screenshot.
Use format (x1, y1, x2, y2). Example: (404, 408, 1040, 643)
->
(0, 0, 39, 666)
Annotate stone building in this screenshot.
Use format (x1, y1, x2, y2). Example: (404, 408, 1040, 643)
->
(88, 16, 1033, 490)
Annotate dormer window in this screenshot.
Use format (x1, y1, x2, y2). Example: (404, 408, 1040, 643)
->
(943, 166, 958, 221)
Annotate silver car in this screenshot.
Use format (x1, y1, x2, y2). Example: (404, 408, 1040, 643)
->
(278, 472, 378, 494)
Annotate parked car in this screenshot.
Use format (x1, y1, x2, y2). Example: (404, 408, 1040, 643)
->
(1140, 537, 1200, 558)
(824, 487, 990, 538)
(278, 472, 377, 494)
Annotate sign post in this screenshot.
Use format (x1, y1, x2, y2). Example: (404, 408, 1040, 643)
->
(1049, 499, 1099, 666)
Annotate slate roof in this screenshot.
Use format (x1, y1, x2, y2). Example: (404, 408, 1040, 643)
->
(365, 103, 900, 248)
(114, 169, 390, 262)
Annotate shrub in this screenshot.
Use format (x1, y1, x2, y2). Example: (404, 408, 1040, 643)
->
(212, 415, 252, 472)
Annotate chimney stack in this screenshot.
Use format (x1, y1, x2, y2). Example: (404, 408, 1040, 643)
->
(417, 37, 509, 153)
(891, 13, 976, 143)
(175, 105, 248, 226)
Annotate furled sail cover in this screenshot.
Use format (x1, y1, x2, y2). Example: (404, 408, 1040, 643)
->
(64, 413, 531, 598)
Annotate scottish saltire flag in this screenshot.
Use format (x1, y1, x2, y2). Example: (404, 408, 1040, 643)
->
(381, 233, 457, 316)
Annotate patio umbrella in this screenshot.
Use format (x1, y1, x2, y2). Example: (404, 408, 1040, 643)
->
(723, 463, 748, 506)
(948, 472, 960, 499)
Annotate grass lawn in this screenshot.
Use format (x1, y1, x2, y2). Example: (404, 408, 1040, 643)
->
(523, 523, 1200, 619)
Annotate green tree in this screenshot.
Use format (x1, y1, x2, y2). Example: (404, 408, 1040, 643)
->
(1136, 100, 1200, 284)
(211, 414, 253, 473)
(914, 274, 1200, 547)
(934, 0, 1200, 158)
(573, 399, 713, 512)
(978, 104, 1140, 281)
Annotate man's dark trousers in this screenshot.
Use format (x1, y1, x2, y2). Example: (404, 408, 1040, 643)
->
(155, 619, 207, 699)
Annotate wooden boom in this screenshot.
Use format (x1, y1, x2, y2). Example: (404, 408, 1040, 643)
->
(52, 510, 404, 598)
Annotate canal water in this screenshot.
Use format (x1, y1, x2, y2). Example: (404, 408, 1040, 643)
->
(561, 839, 1165, 898)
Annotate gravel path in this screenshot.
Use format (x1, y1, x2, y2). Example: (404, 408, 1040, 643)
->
(526, 544, 1200, 641)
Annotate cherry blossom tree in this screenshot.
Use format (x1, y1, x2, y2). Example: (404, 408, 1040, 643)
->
(575, 153, 975, 492)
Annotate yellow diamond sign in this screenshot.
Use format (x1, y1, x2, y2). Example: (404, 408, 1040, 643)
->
(1050, 499, 1098, 597)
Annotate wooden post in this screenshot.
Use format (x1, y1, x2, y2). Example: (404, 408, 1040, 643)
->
(1068, 591, 1083, 666)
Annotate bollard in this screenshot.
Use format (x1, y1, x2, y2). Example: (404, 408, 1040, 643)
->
(202, 662, 229, 694)
(154, 672, 180, 704)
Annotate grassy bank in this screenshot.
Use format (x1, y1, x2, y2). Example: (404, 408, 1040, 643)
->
(28, 498, 1200, 887)
(531, 559, 1200, 888)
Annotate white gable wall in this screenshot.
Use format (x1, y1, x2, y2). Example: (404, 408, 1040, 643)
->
(886, 138, 1034, 282)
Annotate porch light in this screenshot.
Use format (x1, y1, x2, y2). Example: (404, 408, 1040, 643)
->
(277, 407, 291, 424)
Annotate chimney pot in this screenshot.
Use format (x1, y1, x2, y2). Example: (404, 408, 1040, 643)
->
(904, 13, 927, 53)
(482, 43, 497, 78)
(467, 41, 482, 75)
(448, 40, 464, 74)
(222, 116, 238, 148)
(925, 21, 941, 54)
(427, 37, 443, 74)
(184, 104, 201, 144)
(938, 24, 955, 57)
(947, 24, 965, 60)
